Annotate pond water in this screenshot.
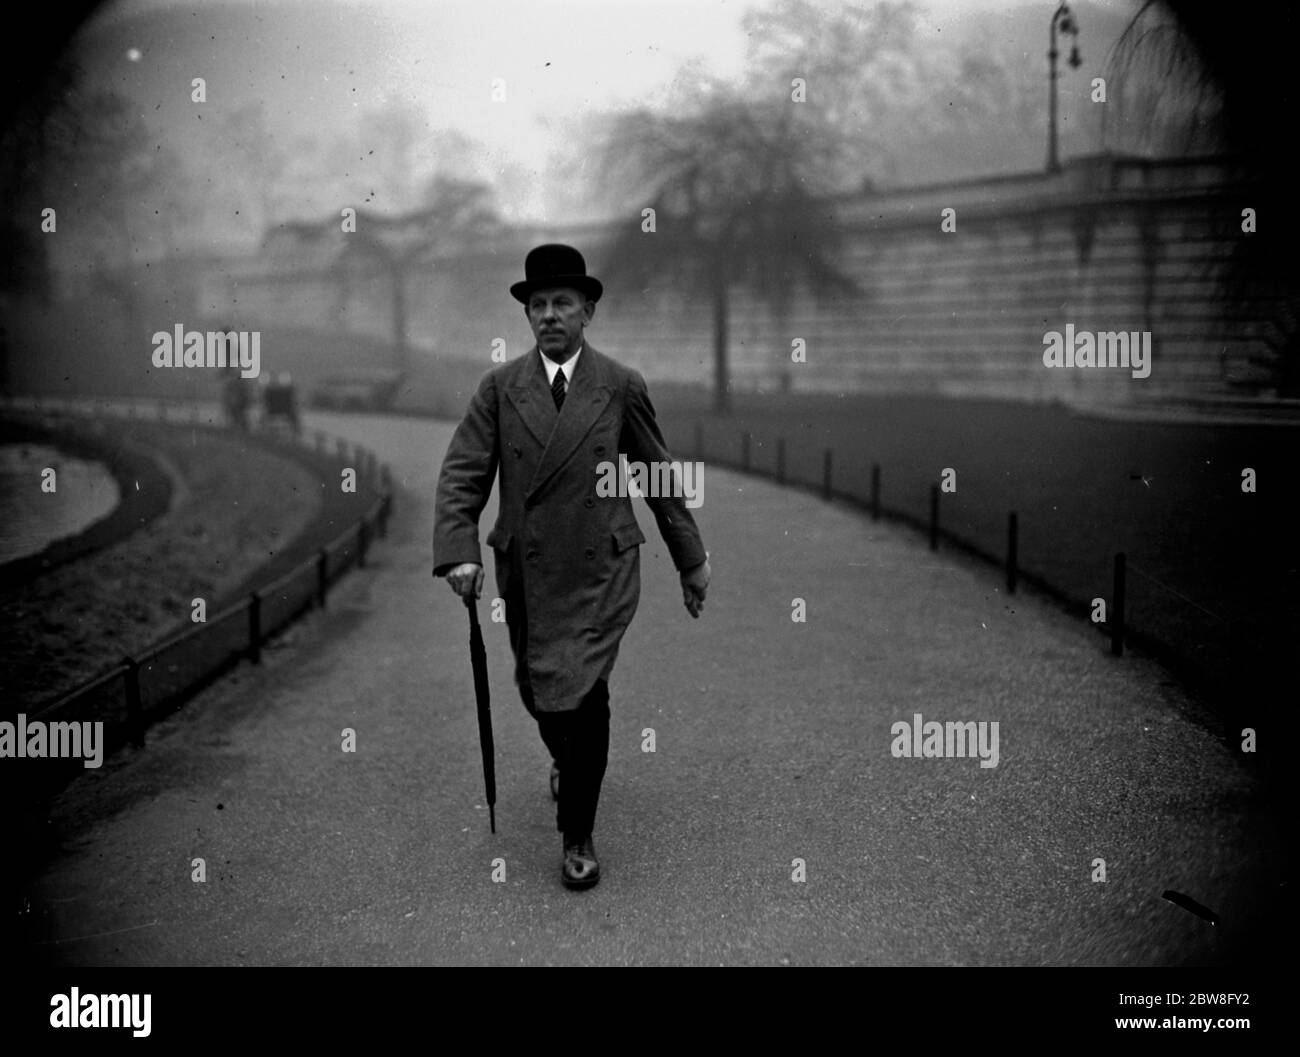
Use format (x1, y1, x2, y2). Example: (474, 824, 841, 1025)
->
(0, 443, 121, 564)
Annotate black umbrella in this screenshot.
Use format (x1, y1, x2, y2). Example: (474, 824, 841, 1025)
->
(464, 592, 496, 833)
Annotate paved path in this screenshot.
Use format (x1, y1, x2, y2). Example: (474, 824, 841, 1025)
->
(21, 410, 1280, 965)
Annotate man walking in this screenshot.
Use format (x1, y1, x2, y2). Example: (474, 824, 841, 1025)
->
(433, 244, 710, 889)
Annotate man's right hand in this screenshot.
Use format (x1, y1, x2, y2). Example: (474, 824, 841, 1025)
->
(445, 562, 484, 601)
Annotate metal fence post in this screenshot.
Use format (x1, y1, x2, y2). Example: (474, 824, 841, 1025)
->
(695, 422, 703, 462)
(358, 522, 368, 569)
(822, 449, 833, 501)
(123, 655, 144, 748)
(741, 431, 751, 473)
(871, 464, 881, 522)
(776, 437, 786, 484)
(1111, 552, 1126, 657)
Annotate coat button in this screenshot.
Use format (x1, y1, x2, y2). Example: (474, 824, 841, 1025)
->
(526, 549, 539, 561)
(584, 497, 594, 508)
(594, 444, 606, 455)
(585, 547, 596, 559)
(513, 447, 522, 458)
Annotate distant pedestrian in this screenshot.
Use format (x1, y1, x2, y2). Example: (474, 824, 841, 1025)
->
(262, 372, 301, 437)
(221, 364, 250, 432)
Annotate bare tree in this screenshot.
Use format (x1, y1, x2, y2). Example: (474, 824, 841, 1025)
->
(595, 82, 859, 413)
(0, 58, 80, 306)
(1101, 1, 1225, 158)
(1103, 0, 1295, 395)
(347, 175, 500, 372)
(741, 0, 927, 189)
(38, 89, 183, 349)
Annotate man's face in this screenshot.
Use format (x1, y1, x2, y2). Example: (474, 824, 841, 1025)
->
(526, 286, 594, 362)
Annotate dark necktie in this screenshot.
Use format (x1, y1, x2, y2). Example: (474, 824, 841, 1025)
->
(551, 368, 566, 410)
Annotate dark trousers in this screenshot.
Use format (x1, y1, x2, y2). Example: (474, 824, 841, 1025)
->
(521, 678, 610, 840)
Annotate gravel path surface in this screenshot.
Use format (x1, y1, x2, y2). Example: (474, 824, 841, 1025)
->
(19, 410, 1280, 966)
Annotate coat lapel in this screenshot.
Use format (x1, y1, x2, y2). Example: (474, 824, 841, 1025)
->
(526, 343, 614, 502)
(504, 348, 556, 449)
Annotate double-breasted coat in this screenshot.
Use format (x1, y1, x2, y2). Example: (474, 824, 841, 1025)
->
(432, 343, 706, 713)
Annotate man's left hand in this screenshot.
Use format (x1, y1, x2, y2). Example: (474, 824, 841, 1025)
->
(680, 555, 710, 619)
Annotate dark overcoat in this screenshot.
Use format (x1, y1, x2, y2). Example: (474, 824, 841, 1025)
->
(432, 343, 706, 713)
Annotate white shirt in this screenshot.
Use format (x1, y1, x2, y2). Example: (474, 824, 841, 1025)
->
(540, 343, 582, 391)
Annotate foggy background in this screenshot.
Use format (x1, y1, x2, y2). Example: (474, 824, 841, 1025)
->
(6, 0, 1270, 409)
(4, 0, 1294, 705)
(1, 0, 1294, 975)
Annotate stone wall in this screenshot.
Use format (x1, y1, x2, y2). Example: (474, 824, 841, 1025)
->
(192, 153, 1281, 408)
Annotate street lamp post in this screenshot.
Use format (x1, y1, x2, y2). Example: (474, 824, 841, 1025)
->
(1047, 2, 1082, 173)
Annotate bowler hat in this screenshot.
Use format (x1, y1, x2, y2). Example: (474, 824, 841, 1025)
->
(510, 244, 603, 304)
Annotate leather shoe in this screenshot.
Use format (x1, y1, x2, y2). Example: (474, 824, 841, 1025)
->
(562, 835, 600, 889)
(550, 762, 560, 801)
